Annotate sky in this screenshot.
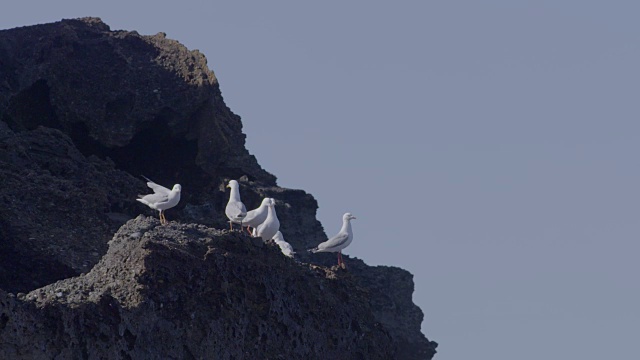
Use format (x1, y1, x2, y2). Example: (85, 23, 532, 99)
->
(3, 1, 640, 359)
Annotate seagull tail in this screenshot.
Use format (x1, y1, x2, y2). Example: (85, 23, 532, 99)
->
(308, 247, 319, 253)
(141, 175, 153, 182)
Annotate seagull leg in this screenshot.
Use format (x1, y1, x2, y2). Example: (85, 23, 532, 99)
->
(339, 252, 346, 269)
(246, 226, 253, 236)
(229, 221, 233, 230)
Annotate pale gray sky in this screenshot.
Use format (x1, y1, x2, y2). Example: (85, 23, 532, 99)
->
(3, 1, 640, 359)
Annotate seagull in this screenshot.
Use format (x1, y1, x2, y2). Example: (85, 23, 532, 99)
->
(255, 198, 279, 241)
(273, 231, 295, 258)
(309, 212, 356, 268)
(136, 176, 181, 225)
(225, 179, 247, 230)
(242, 197, 271, 235)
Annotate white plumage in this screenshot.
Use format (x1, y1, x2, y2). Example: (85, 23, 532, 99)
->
(255, 198, 280, 241)
(225, 180, 247, 230)
(309, 212, 356, 268)
(136, 177, 181, 225)
(273, 231, 295, 258)
(242, 197, 271, 234)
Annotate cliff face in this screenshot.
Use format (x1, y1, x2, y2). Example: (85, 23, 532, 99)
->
(0, 18, 437, 359)
(1, 217, 396, 359)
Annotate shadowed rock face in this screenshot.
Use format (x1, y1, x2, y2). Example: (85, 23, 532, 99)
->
(0, 17, 274, 186)
(0, 217, 396, 360)
(0, 18, 437, 359)
(0, 122, 143, 292)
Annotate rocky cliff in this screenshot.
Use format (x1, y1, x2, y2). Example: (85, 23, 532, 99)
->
(0, 18, 437, 359)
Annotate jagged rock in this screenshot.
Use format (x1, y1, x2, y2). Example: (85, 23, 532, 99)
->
(0, 217, 395, 359)
(348, 261, 437, 359)
(0, 122, 143, 292)
(0, 18, 437, 359)
(0, 17, 274, 185)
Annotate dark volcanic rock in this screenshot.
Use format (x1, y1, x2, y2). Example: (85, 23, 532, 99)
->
(0, 217, 395, 359)
(349, 260, 438, 359)
(0, 17, 274, 185)
(0, 121, 143, 292)
(0, 18, 437, 359)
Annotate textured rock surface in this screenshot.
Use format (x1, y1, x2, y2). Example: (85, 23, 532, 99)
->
(0, 217, 396, 359)
(0, 121, 143, 292)
(0, 17, 274, 184)
(0, 18, 437, 359)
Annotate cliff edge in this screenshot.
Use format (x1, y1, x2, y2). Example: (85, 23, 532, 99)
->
(0, 18, 437, 359)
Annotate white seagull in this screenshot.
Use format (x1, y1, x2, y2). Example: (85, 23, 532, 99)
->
(255, 198, 280, 241)
(242, 197, 271, 235)
(273, 231, 295, 258)
(225, 180, 247, 230)
(309, 212, 356, 268)
(136, 176, 181, 225)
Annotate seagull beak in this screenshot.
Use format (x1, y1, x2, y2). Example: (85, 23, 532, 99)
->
(352, 216, 357, 219)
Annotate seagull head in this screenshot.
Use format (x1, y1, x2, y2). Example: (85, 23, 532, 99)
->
(172, 184, 182, 192)
(343, 212, 356, 221)
(227, 180, 239, 189)
(260, 198, 271, 207)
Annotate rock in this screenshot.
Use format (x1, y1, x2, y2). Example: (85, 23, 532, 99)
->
(0, 18, 437, 359)
(0, 217, 396, 359)
(0, 125, 142, 292)
(0, 16, 275, 185)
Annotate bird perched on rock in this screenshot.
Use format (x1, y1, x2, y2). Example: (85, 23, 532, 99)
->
(273, 231, 295, 258)
(309, 212, 356, 268)
(225, 179, 247, 230)
(255, 198, 279, 241)
(136, 176, 181, 226)
(242, 197, 271, 235)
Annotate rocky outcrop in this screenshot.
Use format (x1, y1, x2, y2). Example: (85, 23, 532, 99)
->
(0, 17, 274, 185)
(0, 18, 437, 359)
(0, 217, 395, 359)
(0, 121, 143, 292)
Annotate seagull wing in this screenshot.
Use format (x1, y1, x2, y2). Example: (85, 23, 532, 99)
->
(317, 232, 349, 252)
(142, 176, 171, 195)
(276, 240, 295, 257)
(226, 201, 247, 220)
(138, 192, 169, 205)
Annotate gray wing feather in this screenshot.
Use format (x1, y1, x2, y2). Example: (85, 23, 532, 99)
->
(139, 192, 169, 204)
(226, 201, 247, 218)
(317, 232, 349, 251)
(147, 182, 171, 195)
(142, 176, 171, 195)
